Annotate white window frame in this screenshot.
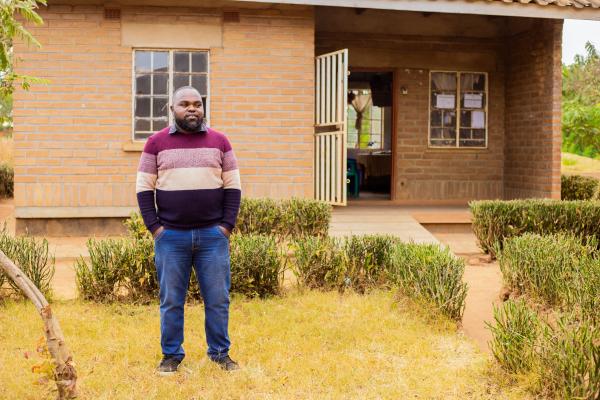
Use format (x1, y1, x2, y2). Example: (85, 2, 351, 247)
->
(428, 70, 488, 149)
(131, 48, 211, 142)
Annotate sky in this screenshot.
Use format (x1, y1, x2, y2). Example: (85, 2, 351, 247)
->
(562, 19, 600, 65)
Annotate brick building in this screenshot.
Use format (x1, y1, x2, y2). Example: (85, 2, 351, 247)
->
(11, 0, 600, 234)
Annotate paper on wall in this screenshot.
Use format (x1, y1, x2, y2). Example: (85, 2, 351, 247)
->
(464, 93, 483, 108)
(435, 94, 455, 109)
(472, 110, 485, 129)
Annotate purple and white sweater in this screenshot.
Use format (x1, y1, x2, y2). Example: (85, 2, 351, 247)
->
(136, 126, 241, 234)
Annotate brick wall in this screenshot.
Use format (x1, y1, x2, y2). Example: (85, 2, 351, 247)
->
(504, 19, 563, 199)
(13, 4, 314, 230)
(317, 33, 505, 201)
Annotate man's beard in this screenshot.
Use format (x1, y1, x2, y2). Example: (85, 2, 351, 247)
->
(175, 115, 204, 132)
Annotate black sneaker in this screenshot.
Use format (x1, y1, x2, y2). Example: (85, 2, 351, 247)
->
(157, 356, 182, 376)
(212, 355, 240, 371)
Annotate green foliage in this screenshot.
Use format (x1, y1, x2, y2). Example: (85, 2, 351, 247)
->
(0, 163, 13, 198)
(487, 300, 540, 374)
(562, 42, 600, 158)
(75, 239, 129, 302)
(539, 315, 600, 400)
(237, 198, 331, 238)
(344, 235, 398, 292)
(470, 199, 600, 257)
(561, 102, 600, 159)
(561, 174, 599, 200)
(230, 234, 284, 298)
(0, 225, 55, 299)
(76, 215, 158, 302)
(489, 301, 600, 400)
(498, 233, 599, 322)
(292, 235, 467, 320)
(78, 214, 287, 302)
(292, 236, 345, 290)
(390, 243, 467, 321)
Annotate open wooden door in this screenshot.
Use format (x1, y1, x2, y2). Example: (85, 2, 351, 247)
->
(314, 49, 348, 206)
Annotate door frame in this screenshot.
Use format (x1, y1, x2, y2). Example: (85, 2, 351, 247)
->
(348, 67, 397, 201)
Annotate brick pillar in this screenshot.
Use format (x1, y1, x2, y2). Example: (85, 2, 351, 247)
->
(504, 19, 563, 199)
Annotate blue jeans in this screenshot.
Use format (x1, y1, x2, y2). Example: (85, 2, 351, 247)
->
(154, 225, 231, 361)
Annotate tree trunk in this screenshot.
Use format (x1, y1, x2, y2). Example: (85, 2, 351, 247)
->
(0, 250, 77, 399)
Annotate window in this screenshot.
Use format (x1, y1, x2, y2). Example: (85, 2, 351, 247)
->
(347, 89, 384, 149)
(133, 50, 209, 141)
(429, 71, 487, 148)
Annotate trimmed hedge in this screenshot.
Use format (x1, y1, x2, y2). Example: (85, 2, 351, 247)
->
(561, 174, 599, 200)
(0, 163, 13, 198)
(76, 215, 285, 302)
(292, 235, 467, 320)
(470, 199, 600, 257)
(237, 198, 331, 238)
(498, 233, 599, 323)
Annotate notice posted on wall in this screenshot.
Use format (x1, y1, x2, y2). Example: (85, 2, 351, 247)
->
(435, 94, 455, 109)
(472, 110, 485, 129)
(464, 93, 483, 109)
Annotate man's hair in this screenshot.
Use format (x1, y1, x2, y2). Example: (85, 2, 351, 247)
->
(172, 86, 202, 104)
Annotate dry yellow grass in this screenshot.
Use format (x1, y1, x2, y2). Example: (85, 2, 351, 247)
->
(0, 136, 13, 167)
(0, 291, 531, 400)
(562, 152, 600, 178)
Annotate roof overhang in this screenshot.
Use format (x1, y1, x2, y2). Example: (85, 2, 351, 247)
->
(233, 0, 600, 20)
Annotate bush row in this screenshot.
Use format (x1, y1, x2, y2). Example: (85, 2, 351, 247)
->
(489, 233, 600, 399)
(561, 174, 600, 200)
(497, 233, 599, 322)
(236, 198, 331, 238)
(0, 163, 13, 198)
(0, 226, 55, 299)
(488, 300, 599, 400)
(77, 221, 467, 320)
(470, 199, 600, 257)
(293, 235, 467, 320)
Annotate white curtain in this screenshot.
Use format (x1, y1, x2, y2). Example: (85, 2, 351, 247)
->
(350, 93, 372, 132)
(431, 73, 456, 91)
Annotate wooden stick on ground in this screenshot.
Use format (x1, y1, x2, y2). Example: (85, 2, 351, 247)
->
(0, 250, 77, 399)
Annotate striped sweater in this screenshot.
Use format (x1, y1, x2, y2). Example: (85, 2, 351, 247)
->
(136, 126, 241, 234)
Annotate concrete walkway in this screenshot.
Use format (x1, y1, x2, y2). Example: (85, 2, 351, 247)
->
(330, 205, 442, 243)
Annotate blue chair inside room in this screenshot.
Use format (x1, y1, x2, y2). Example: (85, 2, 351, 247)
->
(347, 158, 360, 197)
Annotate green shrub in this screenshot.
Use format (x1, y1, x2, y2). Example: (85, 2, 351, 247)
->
(539, 315, 600, 400)
(237, 198, 331, 238)
(487, 300, 540, 373)
(76, 213, 160, 302)
(498, 234, 600, 322)
(470, 199, 600, 257)
(124, 212, 152, 241)
(292, 235, 397, 293)
(75, 238, 129, 302)
(488, 301, 600, 400)
(292, 236, 345, 290)
(390, 243, 467, 321)
(292, 235, 467, 319)
(561, 174, 599, 200)
(0, 163, 13, 198)
(344, 235, 398, 293)
(230, 234, 284, 298)
(0, 226, 55, 299)
(281, 198, 331, 238)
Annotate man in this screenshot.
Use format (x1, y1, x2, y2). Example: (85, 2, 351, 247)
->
(136, 86, 242, 375)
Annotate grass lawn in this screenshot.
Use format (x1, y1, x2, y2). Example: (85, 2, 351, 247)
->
(0, 290, 530, 400)
(0, 136, 12, 167)
(562, 152, 600, 178)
